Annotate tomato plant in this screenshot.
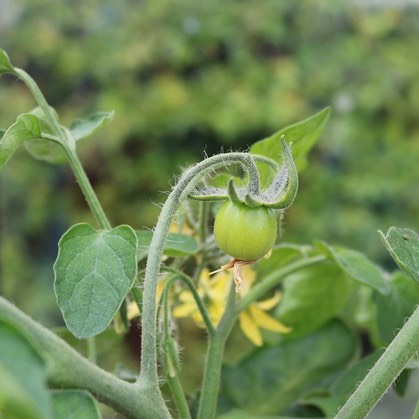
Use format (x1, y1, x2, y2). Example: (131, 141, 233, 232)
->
(214, 200, 277, 261)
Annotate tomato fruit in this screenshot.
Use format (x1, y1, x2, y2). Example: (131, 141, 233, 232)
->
(214, 200, 277, 261)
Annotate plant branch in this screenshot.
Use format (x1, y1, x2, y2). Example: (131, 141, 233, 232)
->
(336, 304, 419, 418)
(0, 296, 168, 419)
(137, 152, 262, 392)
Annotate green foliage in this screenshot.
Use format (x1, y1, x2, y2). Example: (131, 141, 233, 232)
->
(316, 241, 389, 294)
(219, 320, 356, 415)
(70, 111, 115, 142)
(276, 262, 354, 337)
(2, 3, 419, 417)
(0, 318, 51, 419)
(136, 230, 198, 261)
(51, 390, 102, 419)
(54, 223, 138, 338)
(0, 114, 43, 169)
(251, 107, 331, 174)
(379, 227, 419, 285)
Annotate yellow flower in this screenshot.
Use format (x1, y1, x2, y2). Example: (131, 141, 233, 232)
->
(174, 266, 291, 346)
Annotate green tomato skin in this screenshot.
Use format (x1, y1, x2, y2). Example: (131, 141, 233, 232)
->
(214, 201, 277, 261)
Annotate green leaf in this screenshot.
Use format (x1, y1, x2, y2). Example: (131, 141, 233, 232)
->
(275, 262, 355, 337)
(51, 390, 102, 419)
(23, 106, 68, 164)
(54, 223, 138, 339)
(0, 318, 52, 419)
(255, 244, 306, 281)
(219, 319, 357, 415)
(316, 241, 389, 294)
(0, 114, 42, 170)
(0, 49, 14, 74)
(250, 107, 331, 183)
(70, 111, 115, 141)
(373, 271, 419, 344)
(379, 227, 419, 285)
(136, 230, 198, 261)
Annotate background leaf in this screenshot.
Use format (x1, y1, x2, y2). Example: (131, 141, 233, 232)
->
(0, 49, 14, 74)
(23, 106, 68, 164)
(250, 107, 330, 184)
(316, 241, 389, 294)
(275, 262, 355, 337)
(0, 318, 52, 419)
(255, 244, 306, 281)
(219, 319, 357, 415)
(373, 271, 419, 344)
(379, 227, 419, 285)
(0, 114, 42, 170)
(136, 230, 198, 261)
(54, 223, 138, 339)
(70, 111, 115, 141)
(51, 390, 102, 419)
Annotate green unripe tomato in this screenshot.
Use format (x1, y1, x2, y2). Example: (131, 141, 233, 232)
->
(214, 201, 277, 261)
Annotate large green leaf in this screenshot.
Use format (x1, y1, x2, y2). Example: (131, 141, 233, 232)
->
(373, 271, 419, 344)
(316, 241, 389, 294)
(250, 107, 331, 182)
(0, 114, 42, 170)
(219, 319, 357, 415)
(275, 262, 355, 337)
(51, 390, 102, 419)
(379, 227, 419, 285)
(0, 49, 14, 74)
(70, 111, 115, 141)
(255, 244, 306, 281)
(0, 319, 51, 419)
(305, 350, 383, 417)
(136, 230, 198, 261)
(54, 223, 138, 339)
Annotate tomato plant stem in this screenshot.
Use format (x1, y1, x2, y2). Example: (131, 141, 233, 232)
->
(13, 67, 112, 232)
(336, 304, 419, 418)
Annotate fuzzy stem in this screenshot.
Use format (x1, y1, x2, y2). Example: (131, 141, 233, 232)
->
(164, 271, 216, 336)
(13, 68, 111, 231)
(63, 146, 111, 230)
(0, 296, 166, 419)
(336, 304, 419, 418)
(137, 153, 259, 392)
(197, 280, 237, 419)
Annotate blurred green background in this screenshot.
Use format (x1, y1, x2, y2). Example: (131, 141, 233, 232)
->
(1, 0, 419, 366)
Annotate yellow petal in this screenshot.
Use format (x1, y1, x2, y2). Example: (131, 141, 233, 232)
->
(255, 292, 282, 311)
(239, 311, 263, 346)
(127, 301, 140, 320)
(249, 306, 292, 333)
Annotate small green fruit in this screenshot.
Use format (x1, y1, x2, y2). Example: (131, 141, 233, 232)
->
(214, 200, 277, 261)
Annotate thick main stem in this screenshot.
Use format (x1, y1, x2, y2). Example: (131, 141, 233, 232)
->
(336, 304, 419, 418)
(0, 296, 163, 419)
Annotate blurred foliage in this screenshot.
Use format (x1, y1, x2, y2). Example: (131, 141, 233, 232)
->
(1, 0, 419, 387)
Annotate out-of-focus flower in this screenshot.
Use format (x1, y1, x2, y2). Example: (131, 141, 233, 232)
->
(174, 266, 291, 346)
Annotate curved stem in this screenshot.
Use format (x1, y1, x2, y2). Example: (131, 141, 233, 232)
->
(137, 153, 260, 390)
(13, 68, 64, 140)
(0, 296, 166, 419)
(13, 68, 111, 231)
(336, 304, 419, 418)
(165, 270, 216, 336)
